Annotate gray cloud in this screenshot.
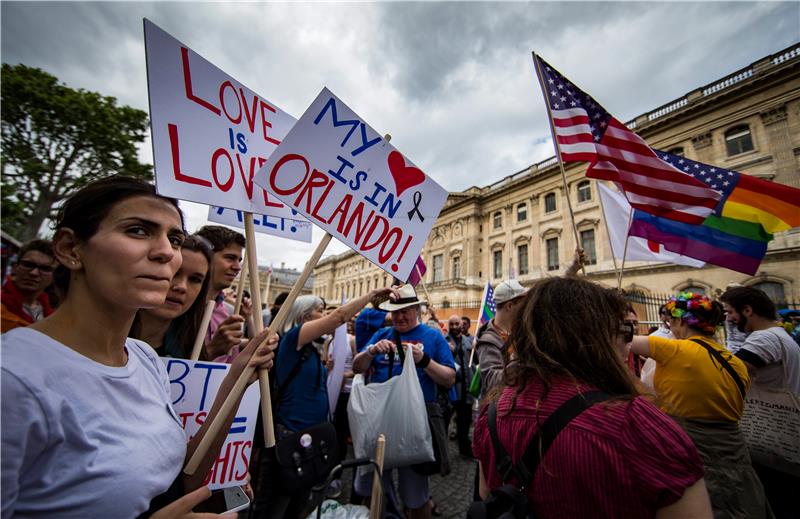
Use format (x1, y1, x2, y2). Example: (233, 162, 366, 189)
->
(2, 1, 797, 268)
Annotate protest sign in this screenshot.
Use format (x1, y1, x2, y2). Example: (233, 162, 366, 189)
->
(144, 19, 297, 218)
(253, 88, 449, 282)
(326, 323, 350, 417)
(208, 205, 313, 243)
(164, 358, 260, 490)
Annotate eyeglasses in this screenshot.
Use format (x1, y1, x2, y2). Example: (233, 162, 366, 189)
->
(619, 321, 636, 343)
(17, 259, 55, 274)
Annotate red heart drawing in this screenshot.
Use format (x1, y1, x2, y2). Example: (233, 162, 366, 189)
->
(387, 150, 426, 197)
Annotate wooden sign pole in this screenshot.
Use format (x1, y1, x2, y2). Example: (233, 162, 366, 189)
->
(243, 213, 274, 447)
(233, 252, 248, 316)
(369, 434, 386, 519)
(185, 232, 333, 474)
(189, 301, 216, 361)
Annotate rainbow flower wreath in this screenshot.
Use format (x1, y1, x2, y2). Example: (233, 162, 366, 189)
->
(664, 292, 717, 334)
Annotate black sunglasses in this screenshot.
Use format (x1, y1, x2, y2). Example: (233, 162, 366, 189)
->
(619, 321, 636, 343)
(17, 259, 55, 274)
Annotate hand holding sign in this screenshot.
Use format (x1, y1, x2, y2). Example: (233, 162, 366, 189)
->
(253, 88, 448, 282)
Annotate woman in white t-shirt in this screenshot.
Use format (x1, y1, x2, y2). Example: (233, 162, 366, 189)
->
(1, 177, 276, 519)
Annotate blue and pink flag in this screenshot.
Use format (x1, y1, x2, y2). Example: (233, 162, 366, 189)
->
(406, 256, 427, 287)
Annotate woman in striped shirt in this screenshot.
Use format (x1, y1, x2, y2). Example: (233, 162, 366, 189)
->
(473, 277, 712, 518)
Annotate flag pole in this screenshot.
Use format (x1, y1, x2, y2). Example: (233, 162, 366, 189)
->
(617, 207, 634, 289)
(468, 282, 490, 368)
(532, 51, 586, 276)
(597, 182, 621, 282)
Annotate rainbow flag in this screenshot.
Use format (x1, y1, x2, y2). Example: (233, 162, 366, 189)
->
(719, 173, 800, 233)
(628, 150, 799, 275)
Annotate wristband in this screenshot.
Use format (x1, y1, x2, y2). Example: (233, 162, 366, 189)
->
(366, 345, 377, 357)
(415, 353, 431, 369)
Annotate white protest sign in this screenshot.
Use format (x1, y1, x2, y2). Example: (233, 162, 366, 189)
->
(144, 19, 297, 218)
(326, 323, 350, 417)
(164, 358, 260, 490)
(253, 88, 449, 281)
(208, 205, 313, 243)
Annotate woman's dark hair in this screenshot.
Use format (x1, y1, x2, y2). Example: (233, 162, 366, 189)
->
(499, 277, 637, 401)
(52, 176, 184, 295)
(130, 234, 213, 358)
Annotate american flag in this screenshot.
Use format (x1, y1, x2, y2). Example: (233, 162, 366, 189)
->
(656, 150, 738, 216)
(533, 54, 721, 225)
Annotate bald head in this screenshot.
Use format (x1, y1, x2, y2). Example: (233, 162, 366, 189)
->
(448, 315, 462, 337)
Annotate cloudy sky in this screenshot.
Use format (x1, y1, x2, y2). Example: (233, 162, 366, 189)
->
(3, 1, 798, 270)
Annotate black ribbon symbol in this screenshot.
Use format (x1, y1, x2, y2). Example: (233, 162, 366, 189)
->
(407, 191, 424, 222)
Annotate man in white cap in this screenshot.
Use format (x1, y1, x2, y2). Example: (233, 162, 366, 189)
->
(474, 279, 528, 395)
(352, 284, 455, 519)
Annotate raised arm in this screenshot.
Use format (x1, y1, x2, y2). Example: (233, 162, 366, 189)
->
(297, 288, 397, 347)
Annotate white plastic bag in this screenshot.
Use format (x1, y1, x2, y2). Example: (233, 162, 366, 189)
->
(306, 500, 369, 519)
(640, 358, 657, 394)
(348, 345, 435, 469)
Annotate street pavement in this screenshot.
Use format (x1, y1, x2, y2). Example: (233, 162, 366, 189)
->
(333, 436, 477, 518)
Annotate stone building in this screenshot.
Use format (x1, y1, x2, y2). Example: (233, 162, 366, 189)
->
(314, 44, 800, 325)
(233, 262, 314, 309)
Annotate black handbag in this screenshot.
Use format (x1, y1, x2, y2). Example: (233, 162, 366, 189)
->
(271, 342, 339, 492)
(273, 421, 339, 492)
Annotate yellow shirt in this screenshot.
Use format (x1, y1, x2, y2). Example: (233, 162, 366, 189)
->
(649, 335, 750, 422)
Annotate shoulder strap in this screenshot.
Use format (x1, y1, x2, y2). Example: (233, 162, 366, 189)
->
(495, 390, 611, 487)
(691, 338, 746, 398)
(276, 344, 314, 400)
(488, 402, 519, 484)
(387, 328, 407, 380)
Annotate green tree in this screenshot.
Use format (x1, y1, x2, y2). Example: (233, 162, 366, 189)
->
(1, 64, 151, 241)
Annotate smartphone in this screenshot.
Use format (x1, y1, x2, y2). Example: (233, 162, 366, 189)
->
(194, 486, 251, 514)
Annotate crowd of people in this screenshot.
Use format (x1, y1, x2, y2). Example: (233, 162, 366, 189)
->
(1, 175, 799, 519)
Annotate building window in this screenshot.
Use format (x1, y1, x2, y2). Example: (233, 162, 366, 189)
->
(544, 193, 557, 213)
(668, 146, 684, 156)
(517, 203, 527, 222)
(493, 211, 503, 230)
(359, 281, 363, 296)
(432, 254, 443, 282)
(546, 238, 559, 271)
(493, 250, 503, 279)
(452, 256, 461, 279)
(383, 275, 388, 287)
(576, 181, 591, 203)
(752, 281, 786, 303)
(725, 125, 754, 156)
(517, 244, 529, 275)
(366, 279, 370, 292)
(579, 229, 597, 265)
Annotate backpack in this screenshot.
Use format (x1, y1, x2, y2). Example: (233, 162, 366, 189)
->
(467, 391, 611, 519)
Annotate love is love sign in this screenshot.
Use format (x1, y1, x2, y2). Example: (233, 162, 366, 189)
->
(144, 19, 297, 219)
(207, 205, 313, 243)
(253, 88, 448, 282)
(164, 358, 260, 490)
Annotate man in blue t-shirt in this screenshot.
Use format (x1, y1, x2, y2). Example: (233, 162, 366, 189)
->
(354, 306, 391, 351)
(352, 284, 455, 518)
